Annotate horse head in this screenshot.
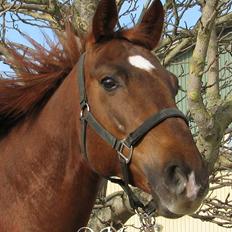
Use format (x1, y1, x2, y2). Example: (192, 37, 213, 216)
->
(80, 0, 208, 218)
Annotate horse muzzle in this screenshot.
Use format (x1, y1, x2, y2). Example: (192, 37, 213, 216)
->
(145, 162, 209, 218)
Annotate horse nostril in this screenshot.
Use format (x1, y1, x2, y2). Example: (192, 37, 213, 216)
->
(165, 165, 188, 195)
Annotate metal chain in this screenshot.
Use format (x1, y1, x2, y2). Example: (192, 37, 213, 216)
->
(135, 209, 157, 232)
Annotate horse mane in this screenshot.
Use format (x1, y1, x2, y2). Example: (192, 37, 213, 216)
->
(0, 26, 82, 137)
(0, 24, 154, 138)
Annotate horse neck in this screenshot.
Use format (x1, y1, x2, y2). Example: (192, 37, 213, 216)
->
(0, 66, 101, 231)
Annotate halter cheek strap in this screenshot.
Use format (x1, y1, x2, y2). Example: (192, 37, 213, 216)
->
(77, 53, 188, 215)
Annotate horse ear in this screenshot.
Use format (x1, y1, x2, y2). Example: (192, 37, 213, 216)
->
(122, 0, 164, 50)
(91, 0, 118, 43)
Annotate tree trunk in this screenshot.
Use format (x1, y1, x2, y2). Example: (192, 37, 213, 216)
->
(72, 0, 99, 34)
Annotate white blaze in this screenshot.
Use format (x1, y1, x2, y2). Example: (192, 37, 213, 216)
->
(128, 55, 156, 72)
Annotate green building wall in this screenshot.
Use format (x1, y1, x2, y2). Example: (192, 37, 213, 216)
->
(167, 49, 232, 114)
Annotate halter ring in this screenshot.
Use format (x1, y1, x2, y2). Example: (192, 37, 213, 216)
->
(80, 103, 90, 118)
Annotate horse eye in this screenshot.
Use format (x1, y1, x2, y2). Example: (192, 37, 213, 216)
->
(100, 77, 118, 91)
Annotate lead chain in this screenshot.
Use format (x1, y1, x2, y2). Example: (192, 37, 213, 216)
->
(135, 209, 157, 232)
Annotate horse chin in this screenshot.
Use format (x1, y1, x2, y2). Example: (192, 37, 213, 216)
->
(150, 189, 204, 219)
(155, 205, 184, 219)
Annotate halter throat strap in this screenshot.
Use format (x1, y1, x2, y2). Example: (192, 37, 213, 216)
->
(77, 53, 188, 213)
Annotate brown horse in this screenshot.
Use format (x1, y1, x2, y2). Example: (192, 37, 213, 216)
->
(0, 0, 208, 231)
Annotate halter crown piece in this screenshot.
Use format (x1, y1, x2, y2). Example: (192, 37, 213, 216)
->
(77, 53, 188, 227)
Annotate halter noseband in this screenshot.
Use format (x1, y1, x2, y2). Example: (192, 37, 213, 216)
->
(77, 53, 188, 215)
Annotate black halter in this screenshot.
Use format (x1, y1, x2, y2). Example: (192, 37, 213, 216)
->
(77, 53, 188, 215)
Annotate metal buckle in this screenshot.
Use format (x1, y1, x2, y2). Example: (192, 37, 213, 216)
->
(80, 103, 90, 118)
(117, 141, 133, 164)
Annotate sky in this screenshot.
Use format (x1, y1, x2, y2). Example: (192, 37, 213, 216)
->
(0, 0, 201, 74)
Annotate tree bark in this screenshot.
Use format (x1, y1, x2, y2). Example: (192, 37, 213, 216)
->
(187, 0, 224, 171)
(72, 0, 99, 34)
